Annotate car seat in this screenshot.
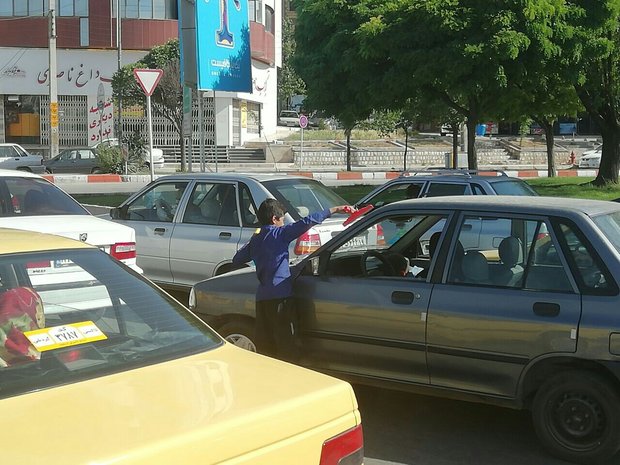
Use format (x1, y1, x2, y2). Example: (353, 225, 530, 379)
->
(22, 190, 48, 215)
(200, 198, 222, 224)
(494, 236, 524, 287)
(460, 250, 489, 285)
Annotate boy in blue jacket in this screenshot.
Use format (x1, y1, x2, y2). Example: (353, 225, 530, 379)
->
(232, 198, 352, 361)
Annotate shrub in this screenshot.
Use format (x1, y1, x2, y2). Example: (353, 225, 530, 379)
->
(96, 145, 125, 174)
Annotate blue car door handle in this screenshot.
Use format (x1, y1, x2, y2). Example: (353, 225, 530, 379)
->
(154, 227, 166, 235)
(219, 232, 232, 239)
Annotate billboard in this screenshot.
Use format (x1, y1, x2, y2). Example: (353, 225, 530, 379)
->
(191, 0, 252, 92)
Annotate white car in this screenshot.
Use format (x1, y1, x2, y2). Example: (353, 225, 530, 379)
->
(579, 144, 602, 168)
(110, 173, 350, 290)
(0, 169, 139, 272)
(278, 110, 300, 127)
(93, 138, 165, 170)
(0, 143, 46, 173)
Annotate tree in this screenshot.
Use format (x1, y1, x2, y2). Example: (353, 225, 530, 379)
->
(293, 0, 378, 170)
(355, 1, 536, 170)
(278, 16, 306, 109)
(111, 39, 188, 171)
(559, 2, 620, 185)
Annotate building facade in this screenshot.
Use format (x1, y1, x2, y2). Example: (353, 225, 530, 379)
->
(0, 0, 280, 158)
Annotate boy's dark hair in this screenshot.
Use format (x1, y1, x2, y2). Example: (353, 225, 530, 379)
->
(257, 199, 286, 225)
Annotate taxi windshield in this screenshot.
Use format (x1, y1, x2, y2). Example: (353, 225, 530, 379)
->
(0, 248, 221, 399)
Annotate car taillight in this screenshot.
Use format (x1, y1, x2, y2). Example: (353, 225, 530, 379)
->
(110, 242, 136, 260)
(319, 424, 364, 465)
(294, 232, 321, 255)
(376, 224, 385, 246)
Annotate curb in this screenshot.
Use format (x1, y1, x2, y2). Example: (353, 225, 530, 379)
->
(44, 169, 599, 184)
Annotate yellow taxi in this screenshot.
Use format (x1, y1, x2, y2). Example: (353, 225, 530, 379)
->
(0, 229, 363, 464)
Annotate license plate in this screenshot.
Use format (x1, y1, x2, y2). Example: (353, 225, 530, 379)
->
(343, 236, 367, 249)
(54, 259, 75, 268)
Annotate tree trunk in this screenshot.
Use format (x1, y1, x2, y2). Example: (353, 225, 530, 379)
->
(466, 119, 478, 170)
(542, 121, 556, 178)
(595, 128, 620, 185)
(452, 129, 458, 168)
(346, 128, 352, 171)
(403, 129, 409, 172)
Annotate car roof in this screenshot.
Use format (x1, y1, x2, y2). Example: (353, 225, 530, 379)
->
(155, 172, 315, 183)
(390, 171, 523, 184)
(387, 195, 620, 217)
(0, 168, 41, 179)
(0, 228, 93, 255)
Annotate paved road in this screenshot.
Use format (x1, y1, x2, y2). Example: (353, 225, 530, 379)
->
(354, 385, 580, 465)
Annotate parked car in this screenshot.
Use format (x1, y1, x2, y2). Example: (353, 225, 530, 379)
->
(355, 169, 537, 210)
(44, 147, 101, 174)
(191, 196, 620, 465)
(0, 229, 363, 465)
(278, 110, 300, 127)
(439, 123, 453, 136)
(0, 143, 45, 173)
(0, 169, 139, 271)
(92, 138, 165, 169)
(579, 144, 602, 168)
(110, 173, 351, 291)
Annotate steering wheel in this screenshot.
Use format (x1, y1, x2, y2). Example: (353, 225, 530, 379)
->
(361, 250, 397, 277)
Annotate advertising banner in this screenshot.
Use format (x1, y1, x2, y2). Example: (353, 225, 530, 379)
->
(195, 0, 252, 92)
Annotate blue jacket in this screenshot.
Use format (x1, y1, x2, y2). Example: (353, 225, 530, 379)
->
(232, 209, 331, 301)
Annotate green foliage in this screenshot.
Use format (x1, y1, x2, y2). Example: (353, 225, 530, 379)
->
(96, 145, 125, 174)
(122, 130, 148, 167)
(279, 17, 306, 104)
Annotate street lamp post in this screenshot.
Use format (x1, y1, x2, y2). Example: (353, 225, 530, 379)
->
(48, 0, 59, 159)
(116, 0, 123, 143)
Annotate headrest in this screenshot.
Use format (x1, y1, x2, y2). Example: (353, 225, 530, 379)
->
(499, 236, 522, 267)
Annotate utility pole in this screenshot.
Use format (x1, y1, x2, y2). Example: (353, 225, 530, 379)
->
(116, 0, 123, 142)
(48, 0, 59, 158)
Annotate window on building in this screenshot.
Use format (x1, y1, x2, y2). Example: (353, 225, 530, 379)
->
(75, 0, 87, 16)
(249, 0, 262, 23)
(14, 0, 28, 16)
(58, 0, 74, 16)
(113, 0, 176, 19)
(27, 0, 43, 16)
(79, 17, 89, 46)
(125, 0, 138, 18)
(139, 0, 151, 18)
(264, 5, 274, 33)
(153, 0, 165, 19)
(0, 0, 12, 16)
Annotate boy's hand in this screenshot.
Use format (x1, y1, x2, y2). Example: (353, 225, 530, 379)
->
(331, 205, 356, 215)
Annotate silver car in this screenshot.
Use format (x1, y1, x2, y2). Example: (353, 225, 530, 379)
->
(191, 196, 620, 465)
(0, 143, 45, 173)
(110, 173, 350, 291)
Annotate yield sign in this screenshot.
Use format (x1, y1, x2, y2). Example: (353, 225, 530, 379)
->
(133, 68, 164, 96)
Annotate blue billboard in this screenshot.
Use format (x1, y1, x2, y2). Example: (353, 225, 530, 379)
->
(194, 0, 252, 92)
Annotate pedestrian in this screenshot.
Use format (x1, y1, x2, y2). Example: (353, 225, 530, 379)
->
(232, 198, 353, 362)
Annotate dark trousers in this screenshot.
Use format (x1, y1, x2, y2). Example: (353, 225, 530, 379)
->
(255, 298, 300, 363)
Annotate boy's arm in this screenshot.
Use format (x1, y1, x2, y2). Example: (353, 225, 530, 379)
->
(232, 239, 252, 265)
(281, 206, 352, 242)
